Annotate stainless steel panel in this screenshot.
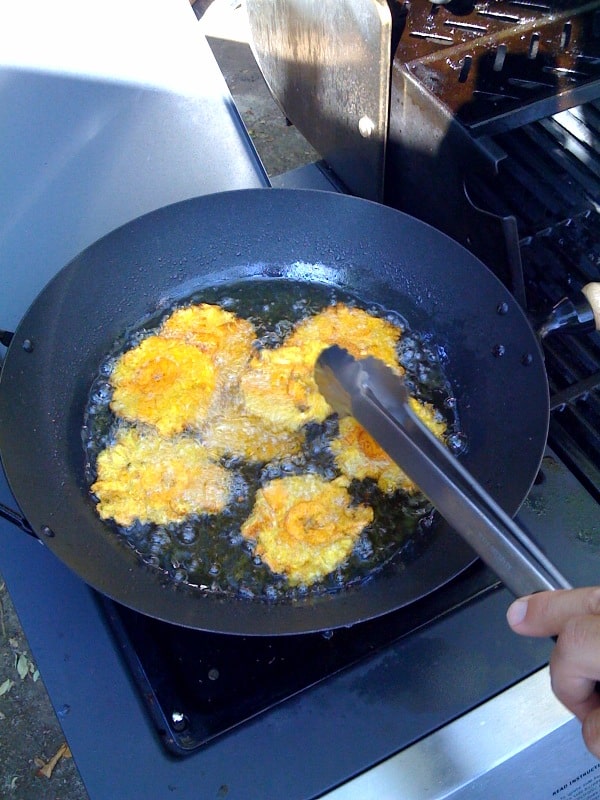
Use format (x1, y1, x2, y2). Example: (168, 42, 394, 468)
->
(0, 0, 268, 332)
(246, 0, 390, 201)
(324, 668, 599, 800)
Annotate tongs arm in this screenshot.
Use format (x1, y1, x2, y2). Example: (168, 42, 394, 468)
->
(315, 346, 571, 597)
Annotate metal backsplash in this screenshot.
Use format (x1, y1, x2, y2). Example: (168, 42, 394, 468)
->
(246, 0, 391, 202)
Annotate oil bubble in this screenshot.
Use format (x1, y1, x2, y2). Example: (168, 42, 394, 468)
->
(177, 524, 197, 545)
(436, 345, 449, 362)
(170, 567, 188, 584)
(447, 432, 468, 455)
(419, 512, 435, 531)
(183, 557, 202, 573)
(99, 358, 116, 377)
(92, 383, 112, 404)
(149, 528, 171, 554)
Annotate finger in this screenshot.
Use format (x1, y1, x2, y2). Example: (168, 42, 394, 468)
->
(506, 587, 600, 638)
(582, 707, 600, 760)
(549, 614, 600, 719)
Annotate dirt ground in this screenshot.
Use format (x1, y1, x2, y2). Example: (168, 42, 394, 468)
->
(0, 2, 316, 797)
(0, 582, 89, 799)
(195, 0, 318, 176)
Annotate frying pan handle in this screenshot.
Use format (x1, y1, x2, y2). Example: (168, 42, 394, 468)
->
(0, 501, 38, 539)
(0, 332, 35, 537)
(583, 284, 600, 329)
(539, 282, 600, 338)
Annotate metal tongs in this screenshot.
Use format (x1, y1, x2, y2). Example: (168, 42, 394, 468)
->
(315, 345, 572, 597)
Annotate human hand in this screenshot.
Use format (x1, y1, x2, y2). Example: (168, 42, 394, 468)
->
(507, 587, 600, 759)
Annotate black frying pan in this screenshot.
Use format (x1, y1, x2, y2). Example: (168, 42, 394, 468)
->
(0, 188, 549, 634)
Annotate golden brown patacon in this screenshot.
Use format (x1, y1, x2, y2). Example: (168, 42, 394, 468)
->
(109, 336, 217, 437)
(241, 473, 374, 585)
(332, 397, 446, 494)
(91, 426, 232, 527)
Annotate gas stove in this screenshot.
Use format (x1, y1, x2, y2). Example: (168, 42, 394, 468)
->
(1, 2, 600, 799)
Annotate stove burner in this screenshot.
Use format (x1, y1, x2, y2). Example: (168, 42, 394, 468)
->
(101, 564, 496, 754)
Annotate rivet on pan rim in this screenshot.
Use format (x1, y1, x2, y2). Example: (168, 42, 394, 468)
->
(40, 525, 55, 538)
(171, 711, 188, 732)
(22, 339, 34, 353)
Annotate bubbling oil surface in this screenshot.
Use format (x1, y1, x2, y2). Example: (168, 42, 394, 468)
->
(82, 278, 461, 601)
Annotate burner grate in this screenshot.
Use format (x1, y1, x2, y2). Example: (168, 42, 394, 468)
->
(467, 97, 600, 496)
(469, 100, 600, 237)
(522, 219, 599, 500)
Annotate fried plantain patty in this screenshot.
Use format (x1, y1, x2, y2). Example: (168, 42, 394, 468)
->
(160, 303, 255, 377)
(241, 473, 374, 585)
(92, 426, 232, 527)
(239, 341, 332, 433)
(201, 401, 303, 463)
(331, 397, 447, 494)
(109, 336, 217, 437)
(288, 303, 403, 371)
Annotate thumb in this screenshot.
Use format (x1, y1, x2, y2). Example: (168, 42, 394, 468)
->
(507, 587, 600, 638)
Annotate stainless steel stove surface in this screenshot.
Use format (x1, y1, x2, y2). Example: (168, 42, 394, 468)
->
(1, 2, 600, 799)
